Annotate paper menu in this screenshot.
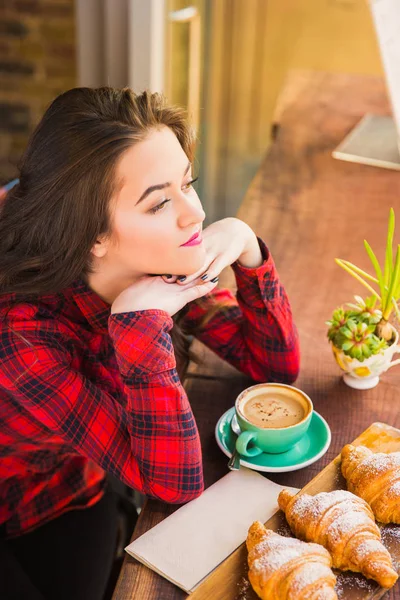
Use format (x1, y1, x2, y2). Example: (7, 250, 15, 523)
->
(125, 467, 298, 593)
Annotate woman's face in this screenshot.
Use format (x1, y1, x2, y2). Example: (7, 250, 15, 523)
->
(99, 126, 206, 280)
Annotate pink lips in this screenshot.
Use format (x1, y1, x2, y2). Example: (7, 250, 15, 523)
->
(180, 231, 202, 247)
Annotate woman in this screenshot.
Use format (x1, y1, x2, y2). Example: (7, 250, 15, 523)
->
(0, 87, 299, 600)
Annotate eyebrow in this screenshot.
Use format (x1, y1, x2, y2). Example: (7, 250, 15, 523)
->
(136, 162, 192, 205)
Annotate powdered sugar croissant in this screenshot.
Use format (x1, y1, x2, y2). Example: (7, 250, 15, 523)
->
(246, 521, 337, 599)
(341, 444, 400, 524)
(278, 489, 398, 588)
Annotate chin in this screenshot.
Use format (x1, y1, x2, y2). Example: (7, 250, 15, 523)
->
(183, 258, 206, 275)
(174, 249, 206, 275)
(155, 247, 206, 277)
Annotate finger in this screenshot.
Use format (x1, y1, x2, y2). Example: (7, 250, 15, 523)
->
(193, 256, 224, 284)
(161, 274, 179, 283)
(175, 256, 215, 286)
(180, 278, 219, 303)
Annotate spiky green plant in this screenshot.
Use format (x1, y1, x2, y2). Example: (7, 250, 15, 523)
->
(346, 295, 382, 325)
(326, 295, 389, 361)
(326, 307, 349, 343)
(339, 321, 387, 361)
(335, 208, 400, 342)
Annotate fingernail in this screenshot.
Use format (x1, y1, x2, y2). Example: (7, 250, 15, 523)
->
(200, 273, 208, 280)
(164, 274, 172, 279)
(210, 277, 219, 283)
(178, 276, 187, 282)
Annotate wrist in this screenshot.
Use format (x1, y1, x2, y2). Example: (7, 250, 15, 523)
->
(237, 233, 263, 268)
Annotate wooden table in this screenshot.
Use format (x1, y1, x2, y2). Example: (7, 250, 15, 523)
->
(112, 71, 400, 600)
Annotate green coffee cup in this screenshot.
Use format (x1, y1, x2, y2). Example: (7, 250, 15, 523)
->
(235, 383, 313, 456)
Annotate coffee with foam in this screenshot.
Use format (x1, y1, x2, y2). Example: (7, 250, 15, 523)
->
(239, 387, 309, 429)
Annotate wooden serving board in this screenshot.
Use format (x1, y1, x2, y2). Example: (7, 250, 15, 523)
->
(190, 422, 400, 600)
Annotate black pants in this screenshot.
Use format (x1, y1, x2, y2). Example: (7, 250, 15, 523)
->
(0, 487, 119, 600)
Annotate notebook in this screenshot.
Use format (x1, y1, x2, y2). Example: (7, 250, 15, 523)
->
(125, 467, 299, 593)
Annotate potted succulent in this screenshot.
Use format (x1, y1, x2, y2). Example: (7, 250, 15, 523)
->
(327, 208, 400, 389)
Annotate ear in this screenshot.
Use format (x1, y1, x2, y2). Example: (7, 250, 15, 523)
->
(90, 235, 109, 259)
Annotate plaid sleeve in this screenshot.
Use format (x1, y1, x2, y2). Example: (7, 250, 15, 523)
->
(182, 238, 300, 383)
(0, 309, 203, 504)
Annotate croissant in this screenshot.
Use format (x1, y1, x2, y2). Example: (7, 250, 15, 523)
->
(341, 444, 400, 524)
(246, 521, 337, 600)
(278, 489, 397, 588)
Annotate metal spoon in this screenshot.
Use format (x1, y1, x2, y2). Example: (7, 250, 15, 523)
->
(228, 414, 242, 470)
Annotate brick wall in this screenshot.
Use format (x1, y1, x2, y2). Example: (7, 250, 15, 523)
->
(0, 0, 77, 183)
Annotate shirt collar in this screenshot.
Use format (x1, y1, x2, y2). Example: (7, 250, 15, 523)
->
(68, 278, 111, 333)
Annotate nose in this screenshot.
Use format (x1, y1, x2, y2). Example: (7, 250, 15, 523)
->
(176, 192, 206, 229)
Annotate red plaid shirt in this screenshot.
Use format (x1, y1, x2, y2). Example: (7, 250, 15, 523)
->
(0, 239, 299, 538)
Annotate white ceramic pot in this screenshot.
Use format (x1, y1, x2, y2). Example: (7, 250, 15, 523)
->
(331, 325, 400, 389)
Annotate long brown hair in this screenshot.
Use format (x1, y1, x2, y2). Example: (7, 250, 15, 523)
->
(0, 87, 219, 377)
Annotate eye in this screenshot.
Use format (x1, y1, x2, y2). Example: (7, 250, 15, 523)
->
(149, 199, 171, 214)
(182, 176, 198, 191)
